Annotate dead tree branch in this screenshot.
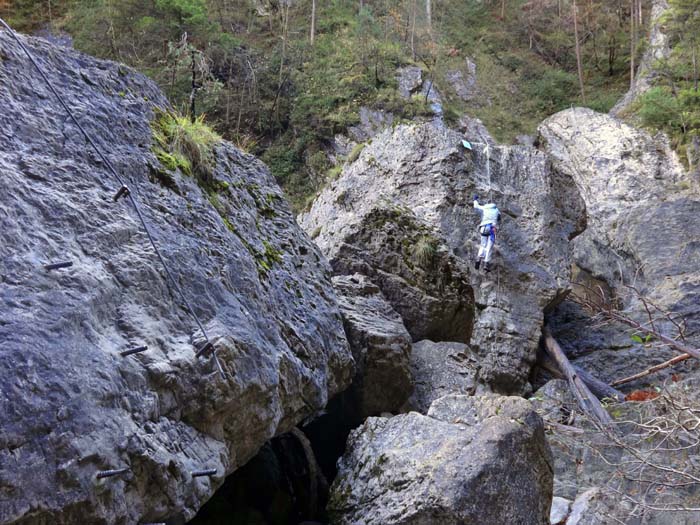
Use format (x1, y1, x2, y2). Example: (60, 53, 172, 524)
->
(542, 326, 614, 427)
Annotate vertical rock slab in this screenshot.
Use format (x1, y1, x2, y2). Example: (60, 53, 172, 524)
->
(539, 107, 700, 378)
(0, 32, 353, 524)
(301, 120, 585, 394)
(333, 274, 413, 417)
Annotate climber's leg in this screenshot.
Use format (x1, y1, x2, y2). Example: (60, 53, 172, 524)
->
(483, 236, 494, 262)
(483, 229, 496, 272)
(476, 234, 488, 269)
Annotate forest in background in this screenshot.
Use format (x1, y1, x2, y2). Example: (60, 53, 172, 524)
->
(3, 0, 699, 208)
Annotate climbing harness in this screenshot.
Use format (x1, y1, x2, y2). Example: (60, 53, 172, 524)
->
(0, 18, 225, 379)
(479, 223, 496, 243)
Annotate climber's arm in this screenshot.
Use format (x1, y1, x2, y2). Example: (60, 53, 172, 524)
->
(473, 195, 484, 211)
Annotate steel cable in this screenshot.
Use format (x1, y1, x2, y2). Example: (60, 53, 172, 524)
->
(0, 19, 225, 378)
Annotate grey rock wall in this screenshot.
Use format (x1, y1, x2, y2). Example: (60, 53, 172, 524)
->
(333, 274, 413, 417)
(0, 31, 353, 524)
(328, 394, 553, 525)
(300, 120, 585, 394)
(539, 107, 700, 381)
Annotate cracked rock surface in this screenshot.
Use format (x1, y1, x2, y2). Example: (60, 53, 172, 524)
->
(0, 31, 353, 524)
(328, 394, 553, 525)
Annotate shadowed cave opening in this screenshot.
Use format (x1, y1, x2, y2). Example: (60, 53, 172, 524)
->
(190, 394, 360, 525)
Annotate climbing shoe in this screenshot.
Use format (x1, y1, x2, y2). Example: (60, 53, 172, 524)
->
(484, 262, 491, 273)
(474, 259, 481, 270)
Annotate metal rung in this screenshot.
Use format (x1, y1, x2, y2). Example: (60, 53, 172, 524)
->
(195, 341, 214, 358)
(44, 261, 73, 271)
(120, 345, 148, 357)
(113, 185, 130, 202)
(96, 467, 129, 479)
(191, 468, 216, 478)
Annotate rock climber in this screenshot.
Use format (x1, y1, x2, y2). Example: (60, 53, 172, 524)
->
(473, 195, 501, 272)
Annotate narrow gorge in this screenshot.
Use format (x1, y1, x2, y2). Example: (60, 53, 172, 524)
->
(2, 1, 700, 523)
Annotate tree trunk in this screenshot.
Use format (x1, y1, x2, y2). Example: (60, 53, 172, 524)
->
(693, 46, 698, 92)
(630, 0, 636, 87)
(426, 0, 432, 32)
(410, 0, 417, 60)
(573, 0, 586, 101)
(190, 49, 197, 122)
(538, 348, 625, 402)
(310, 0, 316, 45)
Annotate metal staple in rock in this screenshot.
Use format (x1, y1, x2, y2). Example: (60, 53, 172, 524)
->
(96, 467, 130, 479)
(0, 18, 225, 379)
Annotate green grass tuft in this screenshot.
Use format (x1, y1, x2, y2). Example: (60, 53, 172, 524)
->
(151, 110, 221, 187)
(412, 235, 438, 268)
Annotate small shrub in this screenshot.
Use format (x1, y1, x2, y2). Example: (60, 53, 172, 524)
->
(636, 87, 681, 131)
(524, 69, 577, 113)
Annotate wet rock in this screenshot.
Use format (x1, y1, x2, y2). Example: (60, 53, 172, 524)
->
(328, 394, 553, 525)
(0, 32, 353, 524)
(405, 340, 480, 413)
(301, 120, 585, 394)
(333, 274, 412, 417)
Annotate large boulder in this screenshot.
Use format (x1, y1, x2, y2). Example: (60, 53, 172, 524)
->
(328, 394, 553, 525)
(323, 206, 474, 344)
(539, 108, 700, 381)
(0, 32, 354, 524)
(300, 120, 585, 394)
(333, 274, 413, 417)
(405, 340, 480, 413)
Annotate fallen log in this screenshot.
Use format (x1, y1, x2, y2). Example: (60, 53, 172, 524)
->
(542, 326, 614, 427)
(538, 349, 625, 402)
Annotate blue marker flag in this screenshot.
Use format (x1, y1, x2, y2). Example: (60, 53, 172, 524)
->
(461, 140, 472, 150)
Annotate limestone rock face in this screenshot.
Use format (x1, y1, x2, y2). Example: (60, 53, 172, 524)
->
(406, 340, 479, 413)
(446, 57, 484, 104)
(539, 108, 700, 379)
(397, 66, 423, 99)
(325, 206, 474, 344)
(328, 394, 553, 525)
(0, 32, 354, 524)
(332, 274, 413, 417)
(348, 106, 395, 143)
(300, 120, 585, 393)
